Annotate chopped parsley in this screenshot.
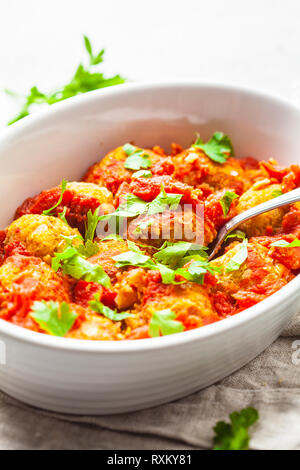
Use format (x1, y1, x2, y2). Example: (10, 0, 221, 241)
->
(213, 407, 259, 450)
(193, 132, 234, 164)
(176, 260, 221, 285)
(270, 238, 300, 248)
(272, 189, 283, 198)
(42, 179, 68, 216)
(147, 186, 183, 215)
(220, 191, 239, 216)
(225, 230, 246, 242)
(226, 239, 248, 273)
(153, 241, 208, 269)
(132, 170, 152, 178)
(58, 206, 68, 224)
(113, 243, 218, 285)
(123, 144, 152, 171)
(30, 301, 77, 337)
(85, 207, 100, 241)
(52, 239, 110, 288)
(98, 186, 183, 224)
(6, 36, 125, 125)
(149, 309, 184, 337)
(89, 293, 133, 321)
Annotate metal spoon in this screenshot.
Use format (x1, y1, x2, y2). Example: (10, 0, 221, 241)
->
(207, 187, 300, 261)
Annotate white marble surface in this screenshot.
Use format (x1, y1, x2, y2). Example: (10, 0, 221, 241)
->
(0, 0, 300, 127)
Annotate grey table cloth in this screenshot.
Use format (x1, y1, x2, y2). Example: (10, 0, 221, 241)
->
(1, 312, 300, 450)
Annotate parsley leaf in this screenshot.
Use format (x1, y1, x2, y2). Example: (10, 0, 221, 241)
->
(83, 35, 104, 66)
(89, 293, 133, 321)
(123, 144, 152, 171)
(52, 242, 111, 288)
(193, 132, 234, 164)
(30, 300, 77, 337)
(76, 239, 99, 257)
(132, 170, 152, 178)
(270, 238, 300, 248)
(224, 230, 246, 241)
(226, 239, 248, 273)
(176, 260, 221, 285)
(272, 189, 283, 198)
(149, 309, 184, 337)
(112, 250, 178, 284)
(6, 36, 125, 125)
(213, 407, 259, 450)
(154, 241, 208, 269)
(42, 179, 68, 216)
(85, 207, 100, 241)
(147, 186, 183, 215)
(58, 206, 68, 224)
(99, 187, 183, 224)
(220, 191, 239, 216)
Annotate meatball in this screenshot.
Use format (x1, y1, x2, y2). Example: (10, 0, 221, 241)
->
(173, 148, 253, 193)
(127, 208, 210, 248)
(236, 180, 285, 236)
(67, 311, 122, 340)
(125, 271, 218, 337)
(0, 248, 70, 330)
(5, 214, 81, 264)
(88, 238, 130, 283)
(211, 240, 293, 310)
(15, 181, 113, 234)
(83, 146, 166, 195)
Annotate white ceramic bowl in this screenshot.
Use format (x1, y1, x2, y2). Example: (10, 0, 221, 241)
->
(0, 82, 300, 415)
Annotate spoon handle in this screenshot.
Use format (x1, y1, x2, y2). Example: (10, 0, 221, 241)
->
(208, 187, 300, 260)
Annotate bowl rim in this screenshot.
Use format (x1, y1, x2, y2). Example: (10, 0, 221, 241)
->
(0, 80, 299, 353)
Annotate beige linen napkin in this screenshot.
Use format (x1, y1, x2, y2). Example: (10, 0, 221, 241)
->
(1, 313, 300, 450)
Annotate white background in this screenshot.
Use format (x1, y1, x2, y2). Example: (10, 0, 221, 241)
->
(1, 0, 300, 127)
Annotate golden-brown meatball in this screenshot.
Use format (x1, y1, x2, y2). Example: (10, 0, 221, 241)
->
(67, 312, 123, 340)
(5, 214, 81, 264)
(82, 146, 163, 194)
(236, 180, 285, 236)
(127, 208, 208, 248)
(173, 148, 251, 193)
(15, 181, 113, 234)
(211, 239, 293, 309)
(88, 238, 130, 283)
(126, 275, 218, 335)
(0, 249, 70, 330)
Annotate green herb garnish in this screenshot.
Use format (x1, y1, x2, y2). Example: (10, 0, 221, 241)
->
(99, 187, 183, 224)
(6, 36, 125, 125)
(149, 309, 184, 337)
(224, 230, 246, 241)
(52, 241, 110, 288)
(58, 206, 68, 224)
(89, 293, 133, 321)
(85, 207, 100, 241)
(132, 170, 152, 178)
(30, 301, 77, 337)
(193, 132, 234, 164)
(270, 238, 300, 248)
(123, 144, 152, 171)
(272, 189, 283, 198)
(226, 239, 248, 273)
(176, 260, 221, 285)
(220, 191, 239, 216)
(42, 179, 68, 216)
(213, 407, 259, 450)
(153, 241, 208, 269)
